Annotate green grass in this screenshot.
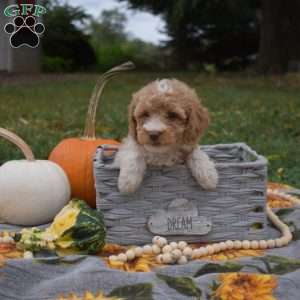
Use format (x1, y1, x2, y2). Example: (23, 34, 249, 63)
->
(0, 72, 299, 185)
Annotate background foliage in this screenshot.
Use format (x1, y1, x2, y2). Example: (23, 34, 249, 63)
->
(40, 0, 300, 73)
(42, 0, 96, 72)
(0, 73, 299, 184)
(89, 9, 160, 70)
(41, 1, 160, 72)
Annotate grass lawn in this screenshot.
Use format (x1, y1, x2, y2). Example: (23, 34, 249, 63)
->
(0, 72, 299, 185)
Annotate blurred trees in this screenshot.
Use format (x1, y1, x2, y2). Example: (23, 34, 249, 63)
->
(89, 9, 160, 70)
(42, 0, 96, 72)
(120, 0, 258, 71)
(120, 0, 300, 73)
(41, 1, 160, 72)
(89, 9, 128, 70)
(40, 0, 300, 73)
(257, 0, 300, 74)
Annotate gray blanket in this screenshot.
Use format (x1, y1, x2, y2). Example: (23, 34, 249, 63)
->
(0, 207, 300, 300)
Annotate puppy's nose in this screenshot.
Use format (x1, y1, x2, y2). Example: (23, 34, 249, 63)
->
(148, 130, 162, 141)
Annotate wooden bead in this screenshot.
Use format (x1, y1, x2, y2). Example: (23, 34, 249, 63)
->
(199, 247, 207, 256)
(219, 242, 227, 250)
(171, 249, 182, 259)
(156, 254, 163, 264)
(178, 241, 187, 250)
(242, 240, 250, 249)
(233, 240, 242, 249)
(117, 253, 127, 262)
(281, 236, 290, 245)
(134, 247, 143, 257)
(275, 238, 284, 247)
(152, 236, 161, 244)
(267, 239, 275, 248)
(170, 242, 178, 249)
(201, 247, 208, 256)
(126, 249, 135, 260)
(157, 237, 168, 247)
(178, 256, 188, 265)
(109, 255, 118, 261)
(259, 240, 268, 249)
(152, 245, 161, 254)
(192, 249, 201, 258)
(277, 237, 289, 247)
(162, 245, 172, 253)
(212, 243, 221, 253)
(162, 253, 173, 264)
(143, 245, 153, 254)
(182, 247, 193, 258)
(250, 240, 259, 249)
(284, 232, 292, 242)
(206, 245, 214, 255)
(225, 240, 234, 249)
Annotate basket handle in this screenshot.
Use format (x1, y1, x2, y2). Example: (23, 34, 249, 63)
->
(0, 128, 35, 161)
(83, 61, 135, 139)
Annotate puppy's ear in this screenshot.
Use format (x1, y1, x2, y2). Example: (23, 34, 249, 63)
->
(128, 94, 138, 139)
(183, 99, 210, 145)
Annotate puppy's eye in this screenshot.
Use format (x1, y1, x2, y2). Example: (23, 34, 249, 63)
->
(167, 111, 179, 120)
(140, 112, 150, 119)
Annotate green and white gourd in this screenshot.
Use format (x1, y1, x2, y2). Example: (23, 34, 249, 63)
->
(0, 199, 106, 259)
(0, 128, 71, 226)
(109, 191, 299, 265)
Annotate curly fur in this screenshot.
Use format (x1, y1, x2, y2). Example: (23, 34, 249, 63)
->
(114, 79, 218, 194)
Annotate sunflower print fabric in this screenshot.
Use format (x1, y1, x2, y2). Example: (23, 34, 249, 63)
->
(58, 291, 123, 300)
(0, 182, 299, 300)
(212, 273, 278, 300)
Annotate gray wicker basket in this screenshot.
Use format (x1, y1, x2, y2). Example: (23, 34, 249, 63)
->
(94, 143, 269, 245)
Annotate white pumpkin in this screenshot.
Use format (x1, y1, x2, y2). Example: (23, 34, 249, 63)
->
(0, 128, 71, 225)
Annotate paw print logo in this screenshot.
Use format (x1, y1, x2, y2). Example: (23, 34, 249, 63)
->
(4, 16, 45, 48)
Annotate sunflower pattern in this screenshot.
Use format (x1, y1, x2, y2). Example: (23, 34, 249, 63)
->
(212, 273, 278, 300)
(199, 248, 264, 261)
(267, 182, 294, 208)
(58, 291, 123, 300)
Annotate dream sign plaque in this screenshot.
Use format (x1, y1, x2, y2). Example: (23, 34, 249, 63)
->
(95, 143, 272, 245)
(147, 198, 212, 235)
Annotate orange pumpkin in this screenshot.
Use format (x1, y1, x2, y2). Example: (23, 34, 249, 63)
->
(49, 62, 135, 207)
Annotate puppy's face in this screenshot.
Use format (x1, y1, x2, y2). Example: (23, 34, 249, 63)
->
(129, 79, 210, 153)
(134, 98, 186, 152)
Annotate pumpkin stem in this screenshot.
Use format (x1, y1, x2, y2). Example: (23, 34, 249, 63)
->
(83, 61, 135, 139)
(0, 128, 35, 161)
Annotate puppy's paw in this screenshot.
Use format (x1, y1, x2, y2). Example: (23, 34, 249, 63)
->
(187, 149, 219, 190)
(198, 166, 219, 190)
(118, 174, 141, 194)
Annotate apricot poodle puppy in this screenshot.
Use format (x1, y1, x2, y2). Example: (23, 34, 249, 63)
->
(114, 79, 218, 194)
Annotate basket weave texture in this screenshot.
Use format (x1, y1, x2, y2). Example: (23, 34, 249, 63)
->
(94, 143, 269, 245)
